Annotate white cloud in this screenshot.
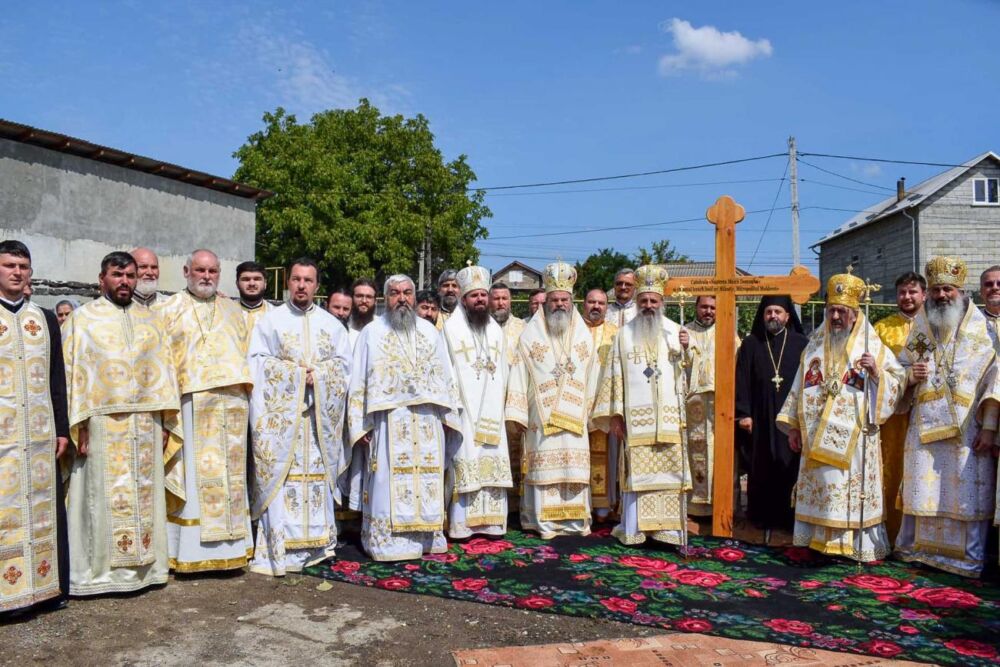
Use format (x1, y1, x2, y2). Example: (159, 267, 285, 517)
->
(226, 23, 408, 117)
(850, 162, 883, 178)
(658, 18, 772, 78)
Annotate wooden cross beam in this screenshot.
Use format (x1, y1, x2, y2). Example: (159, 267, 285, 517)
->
(664, 195, 820, 537)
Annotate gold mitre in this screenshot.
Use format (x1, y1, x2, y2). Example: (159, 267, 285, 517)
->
(457, 264, 491, 297)
(826, 269, 866, 309)
(543, 261, 576, 294)
(925, 255, 967, 288)
(634, 264, 669, 296)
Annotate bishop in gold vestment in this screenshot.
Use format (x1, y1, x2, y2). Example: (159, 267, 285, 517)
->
(507, 263, 596, 539)
(592, 265, 689, 547)
(157, 250, 254, 572)
(895, 257, 998, 577)
(777, 272, 904, 562)
(63, 253, 180, 595)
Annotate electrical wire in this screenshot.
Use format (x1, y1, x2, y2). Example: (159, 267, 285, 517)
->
(799, 152, 968, 169)
(482, 177, 784, 197)
(796, 158, 894, 192)
(747, 159, 789, 270)
(470, 153, 787, 191)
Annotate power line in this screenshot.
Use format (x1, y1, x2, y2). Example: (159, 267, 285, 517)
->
(748, 159, 789, 270)
(796, 158, 895, 192)
(799, 178, 890, 197)
(482, 177, 784, 198)
(799, 152, 968, 169)
(470, 153, 787, 191)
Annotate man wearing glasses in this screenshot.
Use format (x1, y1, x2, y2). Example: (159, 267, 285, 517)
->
(606, 268, 637, 328)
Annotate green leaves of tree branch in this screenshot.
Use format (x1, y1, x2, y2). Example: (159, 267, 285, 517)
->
(233, 100, 491, 290)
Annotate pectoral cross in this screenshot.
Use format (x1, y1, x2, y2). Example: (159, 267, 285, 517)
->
(906, 333, 934, 362)
(771, 374, 783, 391)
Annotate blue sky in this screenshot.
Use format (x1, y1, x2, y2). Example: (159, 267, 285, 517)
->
(3, 1, 999, 276)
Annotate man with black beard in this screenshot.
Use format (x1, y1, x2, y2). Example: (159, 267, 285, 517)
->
(348, 278, 378, 349)
(443, 266, 512, 538)
(734, 296, 808, 543)
(325, 288, 353, 329)
(416, 290, 441, 326)
(236, 260, 271, 344)
(345, 274, 461, 560)
(436, 269, 460, 329)
(895, 257, 999, 577)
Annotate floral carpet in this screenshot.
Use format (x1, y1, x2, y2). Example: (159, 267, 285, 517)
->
(303, 526, 1000, 666)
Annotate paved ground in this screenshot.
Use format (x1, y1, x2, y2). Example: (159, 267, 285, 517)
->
(3, 570, 665, 666)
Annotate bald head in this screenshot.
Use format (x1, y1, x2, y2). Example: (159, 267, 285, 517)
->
(131, 247, 159, 295)
(184, 249, 221, 299)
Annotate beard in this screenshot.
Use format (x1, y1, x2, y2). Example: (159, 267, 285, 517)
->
(545, 306, 571, 338)
(467, 306, 490, 331)
(135, 278, 158, 297)
(388, 302, 416, 333)
(927, 295, 966, 336)
(491, 308, 509, 325)
(188, 278, 217, 299)
(696, 316, 714, 328)
(635, 310, 662, 350)
(106, 286, 133, 307)
(765, 319, 784, 335)
(827, 326, 851, 358)
(441, 294, 458, 312)
(585, 308, 604, 324)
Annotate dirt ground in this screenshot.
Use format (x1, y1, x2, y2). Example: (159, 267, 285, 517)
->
(3, 570, 665, 666)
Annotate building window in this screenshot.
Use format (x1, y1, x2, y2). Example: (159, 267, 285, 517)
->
(973, 178, 999, 205)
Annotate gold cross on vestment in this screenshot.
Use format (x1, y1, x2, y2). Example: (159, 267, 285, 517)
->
(452, 340, 475, 363)
(627, 348, 648, 365)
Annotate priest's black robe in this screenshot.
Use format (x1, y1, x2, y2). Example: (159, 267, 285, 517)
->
(735, 297, 808, 530)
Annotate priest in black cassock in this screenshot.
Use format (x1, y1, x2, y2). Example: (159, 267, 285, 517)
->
(735, 296, 807, 535)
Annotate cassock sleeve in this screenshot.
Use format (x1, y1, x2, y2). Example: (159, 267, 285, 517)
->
(734, 336, 753, 421)
(44, 308, 69, 439)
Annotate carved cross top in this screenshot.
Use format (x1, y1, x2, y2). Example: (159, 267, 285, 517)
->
(907, 333, 934, 361)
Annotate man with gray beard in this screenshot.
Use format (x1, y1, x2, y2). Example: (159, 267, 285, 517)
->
(592, 265, 690, 547)
(895, 257, 1000, 577)
(131, 247, 168, 307)
(345, 274, 462, 560)
(507, 262, 597, 538)
(777, 271, 905, 562)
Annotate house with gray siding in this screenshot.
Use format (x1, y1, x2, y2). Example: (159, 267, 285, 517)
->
(812, 151, 1000, 302)
(0, 119, 271, 305)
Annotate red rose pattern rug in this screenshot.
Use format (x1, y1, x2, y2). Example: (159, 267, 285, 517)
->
(302, 527, 1000, 666)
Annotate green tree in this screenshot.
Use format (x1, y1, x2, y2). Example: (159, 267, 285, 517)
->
(233, 101, 491, 290)
(573, 248, 633, 297)
(632, 239, 689, 266)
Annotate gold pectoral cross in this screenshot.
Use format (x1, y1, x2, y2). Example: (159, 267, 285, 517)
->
(906, 332, 934, 361)
(771, 373, 783, 391)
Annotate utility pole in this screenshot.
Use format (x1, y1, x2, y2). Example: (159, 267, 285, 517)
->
(418, 234, 426, 289)
(788, 136, 800, 267)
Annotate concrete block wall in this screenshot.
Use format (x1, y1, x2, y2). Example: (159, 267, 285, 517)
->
(917, 163, 1000, 292)
(817, 213, 916, 303)
(0, 138, 256, 294)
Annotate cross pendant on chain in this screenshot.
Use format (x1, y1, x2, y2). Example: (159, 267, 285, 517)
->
(771, 374, 783, 391)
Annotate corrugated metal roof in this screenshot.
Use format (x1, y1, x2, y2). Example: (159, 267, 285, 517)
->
(812, 151, 1000, 247)
(663, 261, 752, 277)
(0, 118, 273, 201)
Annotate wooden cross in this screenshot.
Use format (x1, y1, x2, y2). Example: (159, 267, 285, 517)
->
(664, 195, 820, 537)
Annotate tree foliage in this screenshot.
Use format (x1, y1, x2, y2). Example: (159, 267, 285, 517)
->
(573, 240, 690, 297)
(573, 248, 632, 298)
(633, 239, 689, 266)
(233, 100, 491, 290)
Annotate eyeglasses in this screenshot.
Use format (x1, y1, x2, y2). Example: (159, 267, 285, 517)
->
(983, 281, 1000, 288)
